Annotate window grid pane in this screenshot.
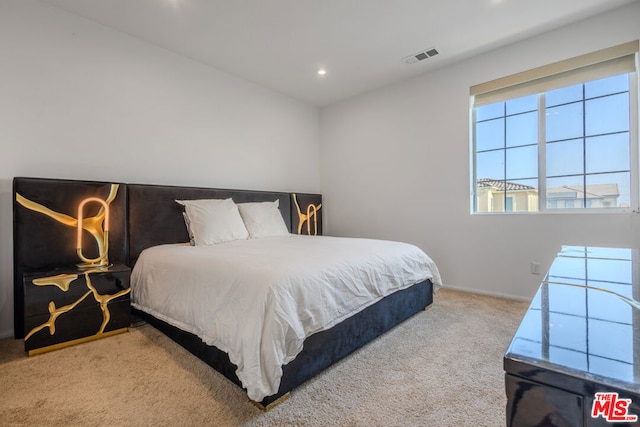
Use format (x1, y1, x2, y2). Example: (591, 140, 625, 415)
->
(473, 72, 634, 213)
(474, 95, 540, 213)
(545, 80, 631, 210)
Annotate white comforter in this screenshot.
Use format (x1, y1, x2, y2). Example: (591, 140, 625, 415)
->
(131, 234, 441, 401)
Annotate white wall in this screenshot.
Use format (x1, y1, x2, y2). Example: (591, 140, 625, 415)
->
(320, 2, 640, 301)
(0, 0, 320, 338)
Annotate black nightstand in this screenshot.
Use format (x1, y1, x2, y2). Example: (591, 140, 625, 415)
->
(23, 263, 131, 356)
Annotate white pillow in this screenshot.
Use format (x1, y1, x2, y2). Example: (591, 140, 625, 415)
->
(238, 200, 290, 238)
(176, 198, 249, 245)
(182, 212, 195, 246)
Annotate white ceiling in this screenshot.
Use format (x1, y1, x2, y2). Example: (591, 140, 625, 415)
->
(41, 0, 638, 106)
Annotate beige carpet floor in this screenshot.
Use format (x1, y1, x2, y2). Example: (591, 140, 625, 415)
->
(0, 289, 528, 426)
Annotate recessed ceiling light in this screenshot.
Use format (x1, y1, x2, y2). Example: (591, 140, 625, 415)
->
(317, 69, 327, 76)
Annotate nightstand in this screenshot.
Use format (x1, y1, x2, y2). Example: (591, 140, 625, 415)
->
(23, 263, 131, 356)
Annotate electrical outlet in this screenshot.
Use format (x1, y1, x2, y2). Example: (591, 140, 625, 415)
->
(531, 262, 541, 275)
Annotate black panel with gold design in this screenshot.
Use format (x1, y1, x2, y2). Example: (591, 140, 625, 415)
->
(23, 264, 130, 355)
(13, 177, 127, 340)
(291, 193, 323, 236)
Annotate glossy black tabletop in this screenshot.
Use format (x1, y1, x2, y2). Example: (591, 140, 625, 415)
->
(505, 246, 640, 395)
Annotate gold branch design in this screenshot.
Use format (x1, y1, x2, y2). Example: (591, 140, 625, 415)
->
(16, 193, 78, 227)
(25, 268, 130, 342)
(24, 291, 92, 341)
(32, 274, 79, 292)
(293, 194, 322, 235)
(16, 184, 119, 262)
(84, 271, 131, 334)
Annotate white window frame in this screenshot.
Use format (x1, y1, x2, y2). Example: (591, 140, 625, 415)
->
(470, 41, 640, 214)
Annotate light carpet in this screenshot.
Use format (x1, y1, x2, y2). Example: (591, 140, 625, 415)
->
(0, 289, 528, 426)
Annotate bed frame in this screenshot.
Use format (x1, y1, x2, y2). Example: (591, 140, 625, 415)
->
(13, 177, 433, 408)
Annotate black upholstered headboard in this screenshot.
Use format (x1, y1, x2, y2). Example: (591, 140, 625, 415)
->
(127, 184, 292, 265)
(13, 177, 322, 338)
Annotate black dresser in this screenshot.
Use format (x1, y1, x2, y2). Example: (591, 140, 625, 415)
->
(505, 246, 640, 426)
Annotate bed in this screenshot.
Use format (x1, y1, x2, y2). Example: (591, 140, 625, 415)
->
(127, 183, 441, 408)
(13, 178, 441, 409)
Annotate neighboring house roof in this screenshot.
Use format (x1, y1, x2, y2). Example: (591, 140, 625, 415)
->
(476, 178, 536, 191)
(478, 179, 620, 199)
(547, 184, 619, 199)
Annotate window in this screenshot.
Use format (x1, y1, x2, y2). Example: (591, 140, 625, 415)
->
(506, 196, 514, 212)
(471, 41, 639, 213)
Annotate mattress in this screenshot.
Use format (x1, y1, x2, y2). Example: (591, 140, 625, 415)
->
(131, 234, 441, 400)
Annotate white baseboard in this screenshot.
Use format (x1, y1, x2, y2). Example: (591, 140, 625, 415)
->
(440, 284, 531, 302)
(0, 329, 15, 339)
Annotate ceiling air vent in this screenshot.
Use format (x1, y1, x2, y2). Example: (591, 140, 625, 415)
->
(402, 47, 439, 64)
